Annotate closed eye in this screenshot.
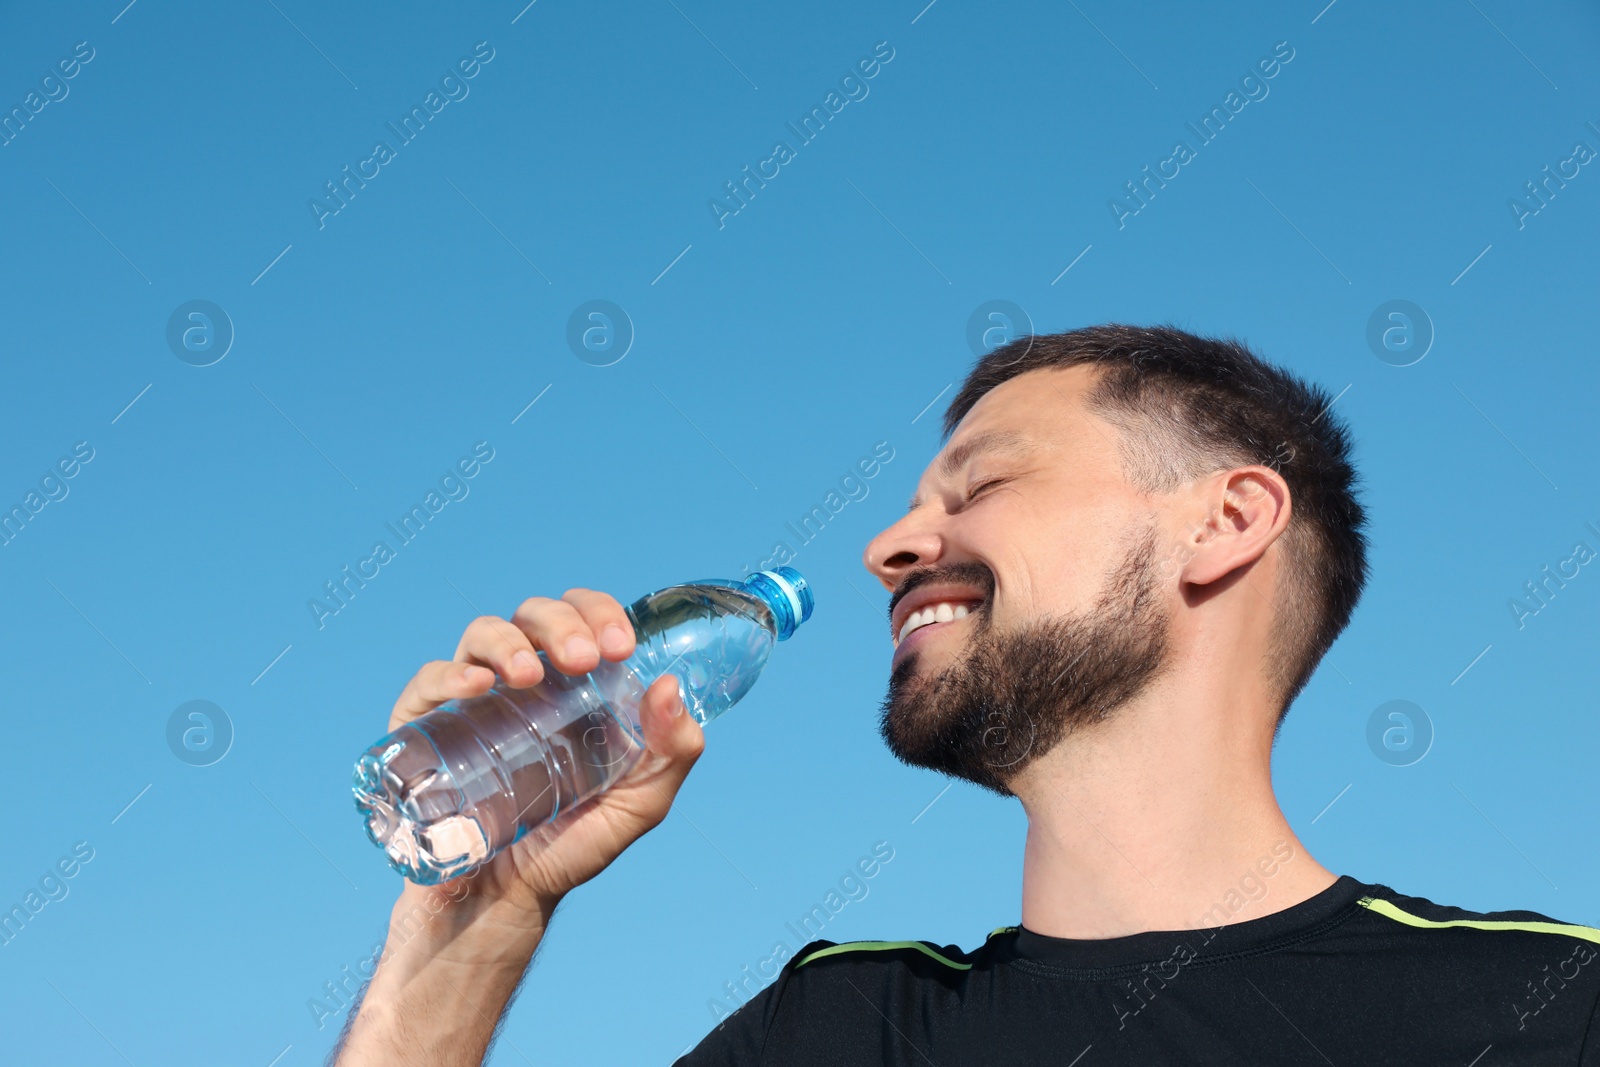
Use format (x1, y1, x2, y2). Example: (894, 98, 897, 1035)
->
(965, 477, 1007, 503)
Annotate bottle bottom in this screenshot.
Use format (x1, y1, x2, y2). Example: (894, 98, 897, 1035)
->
(353, 740, 492, 886)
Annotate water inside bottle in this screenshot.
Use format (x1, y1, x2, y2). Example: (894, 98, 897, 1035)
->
(354, 664, 647, 883)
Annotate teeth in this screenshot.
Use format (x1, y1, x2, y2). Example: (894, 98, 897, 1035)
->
(894, 601, 977, 645)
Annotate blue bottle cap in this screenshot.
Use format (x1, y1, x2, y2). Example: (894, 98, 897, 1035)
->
(747, 567, 814, 640)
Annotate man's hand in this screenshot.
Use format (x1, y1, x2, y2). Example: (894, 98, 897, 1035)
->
(335, 589, 707, 1066)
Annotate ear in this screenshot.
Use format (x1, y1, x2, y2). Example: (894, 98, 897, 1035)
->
(1179, 466, 1292, 588)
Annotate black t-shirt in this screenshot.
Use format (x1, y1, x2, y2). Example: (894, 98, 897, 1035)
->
(675, 875, 1600, 1065)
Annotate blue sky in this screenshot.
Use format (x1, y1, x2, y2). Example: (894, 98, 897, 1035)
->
(1, 0, 1597, 1063)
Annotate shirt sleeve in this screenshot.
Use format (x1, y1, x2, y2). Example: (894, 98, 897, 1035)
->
(671, 942, 829, 1066)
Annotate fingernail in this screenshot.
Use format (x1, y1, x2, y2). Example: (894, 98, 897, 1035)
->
(512, 650, 537, 672)
(599, 624, 629, 654)
(462, 665, 487, 685)
(564, 635, 598, 663)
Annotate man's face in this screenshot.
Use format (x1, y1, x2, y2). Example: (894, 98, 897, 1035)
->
(862, 365, 1173, 794)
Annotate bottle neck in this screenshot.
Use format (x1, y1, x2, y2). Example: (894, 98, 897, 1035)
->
(740, 570, 809, 640)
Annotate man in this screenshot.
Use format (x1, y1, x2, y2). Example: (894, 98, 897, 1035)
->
(334, 325, 1600, 1065)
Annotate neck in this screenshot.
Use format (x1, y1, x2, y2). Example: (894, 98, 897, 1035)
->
(1008, 663, 1335, 940)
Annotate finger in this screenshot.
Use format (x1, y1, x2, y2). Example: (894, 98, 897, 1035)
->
(510, 596, 603, 675)
(391, 660, 495, 730)
(559, 588, 636, 661)
(636, 674, 706, 770)
(453, 615, 544, 689)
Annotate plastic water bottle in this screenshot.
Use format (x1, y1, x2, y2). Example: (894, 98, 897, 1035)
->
(352, 567, 813, 884)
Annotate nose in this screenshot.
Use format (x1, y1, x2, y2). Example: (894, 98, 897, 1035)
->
(863, 510, 943, 592)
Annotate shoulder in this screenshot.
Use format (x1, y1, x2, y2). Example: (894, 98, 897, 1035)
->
(674, 930, 1010, 1065)
(1352, 881, 1600, 956)
(787, 928, 1012, 981)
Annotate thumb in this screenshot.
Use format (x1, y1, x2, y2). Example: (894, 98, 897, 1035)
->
(637, 672, 707, 770)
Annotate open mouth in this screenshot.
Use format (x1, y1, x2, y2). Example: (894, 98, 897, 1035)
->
(894, 600, 977, 646)
(890, 598, 986, 667)
(887, 570, 993, 662)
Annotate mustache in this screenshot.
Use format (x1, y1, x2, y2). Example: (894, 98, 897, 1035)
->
(886, 560, 995, 625)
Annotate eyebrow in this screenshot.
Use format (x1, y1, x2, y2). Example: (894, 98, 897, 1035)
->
(906, 429, 1031, 511)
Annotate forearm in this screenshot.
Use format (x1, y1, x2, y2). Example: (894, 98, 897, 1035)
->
(334, 882, 555, 1066)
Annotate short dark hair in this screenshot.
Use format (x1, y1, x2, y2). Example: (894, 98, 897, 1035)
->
(944, 323, 1368, 718)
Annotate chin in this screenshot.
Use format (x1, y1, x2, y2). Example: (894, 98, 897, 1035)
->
(876, 536, 1171, 801)
(878, 645, 1020, 798)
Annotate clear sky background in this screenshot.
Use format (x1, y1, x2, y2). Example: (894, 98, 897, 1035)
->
(2, 0, 1597, 1063)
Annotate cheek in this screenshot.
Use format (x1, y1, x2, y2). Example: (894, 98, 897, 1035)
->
(983, 503, 1136, 620)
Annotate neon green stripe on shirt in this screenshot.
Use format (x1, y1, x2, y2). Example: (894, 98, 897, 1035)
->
(1358, 896, 1600, 945)
(795, 940, 974, 971)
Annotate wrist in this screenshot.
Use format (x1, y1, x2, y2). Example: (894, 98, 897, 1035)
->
(382, 877, 558, 970)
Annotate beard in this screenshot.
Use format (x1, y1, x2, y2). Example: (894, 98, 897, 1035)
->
(878, 527, 1170, 797)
